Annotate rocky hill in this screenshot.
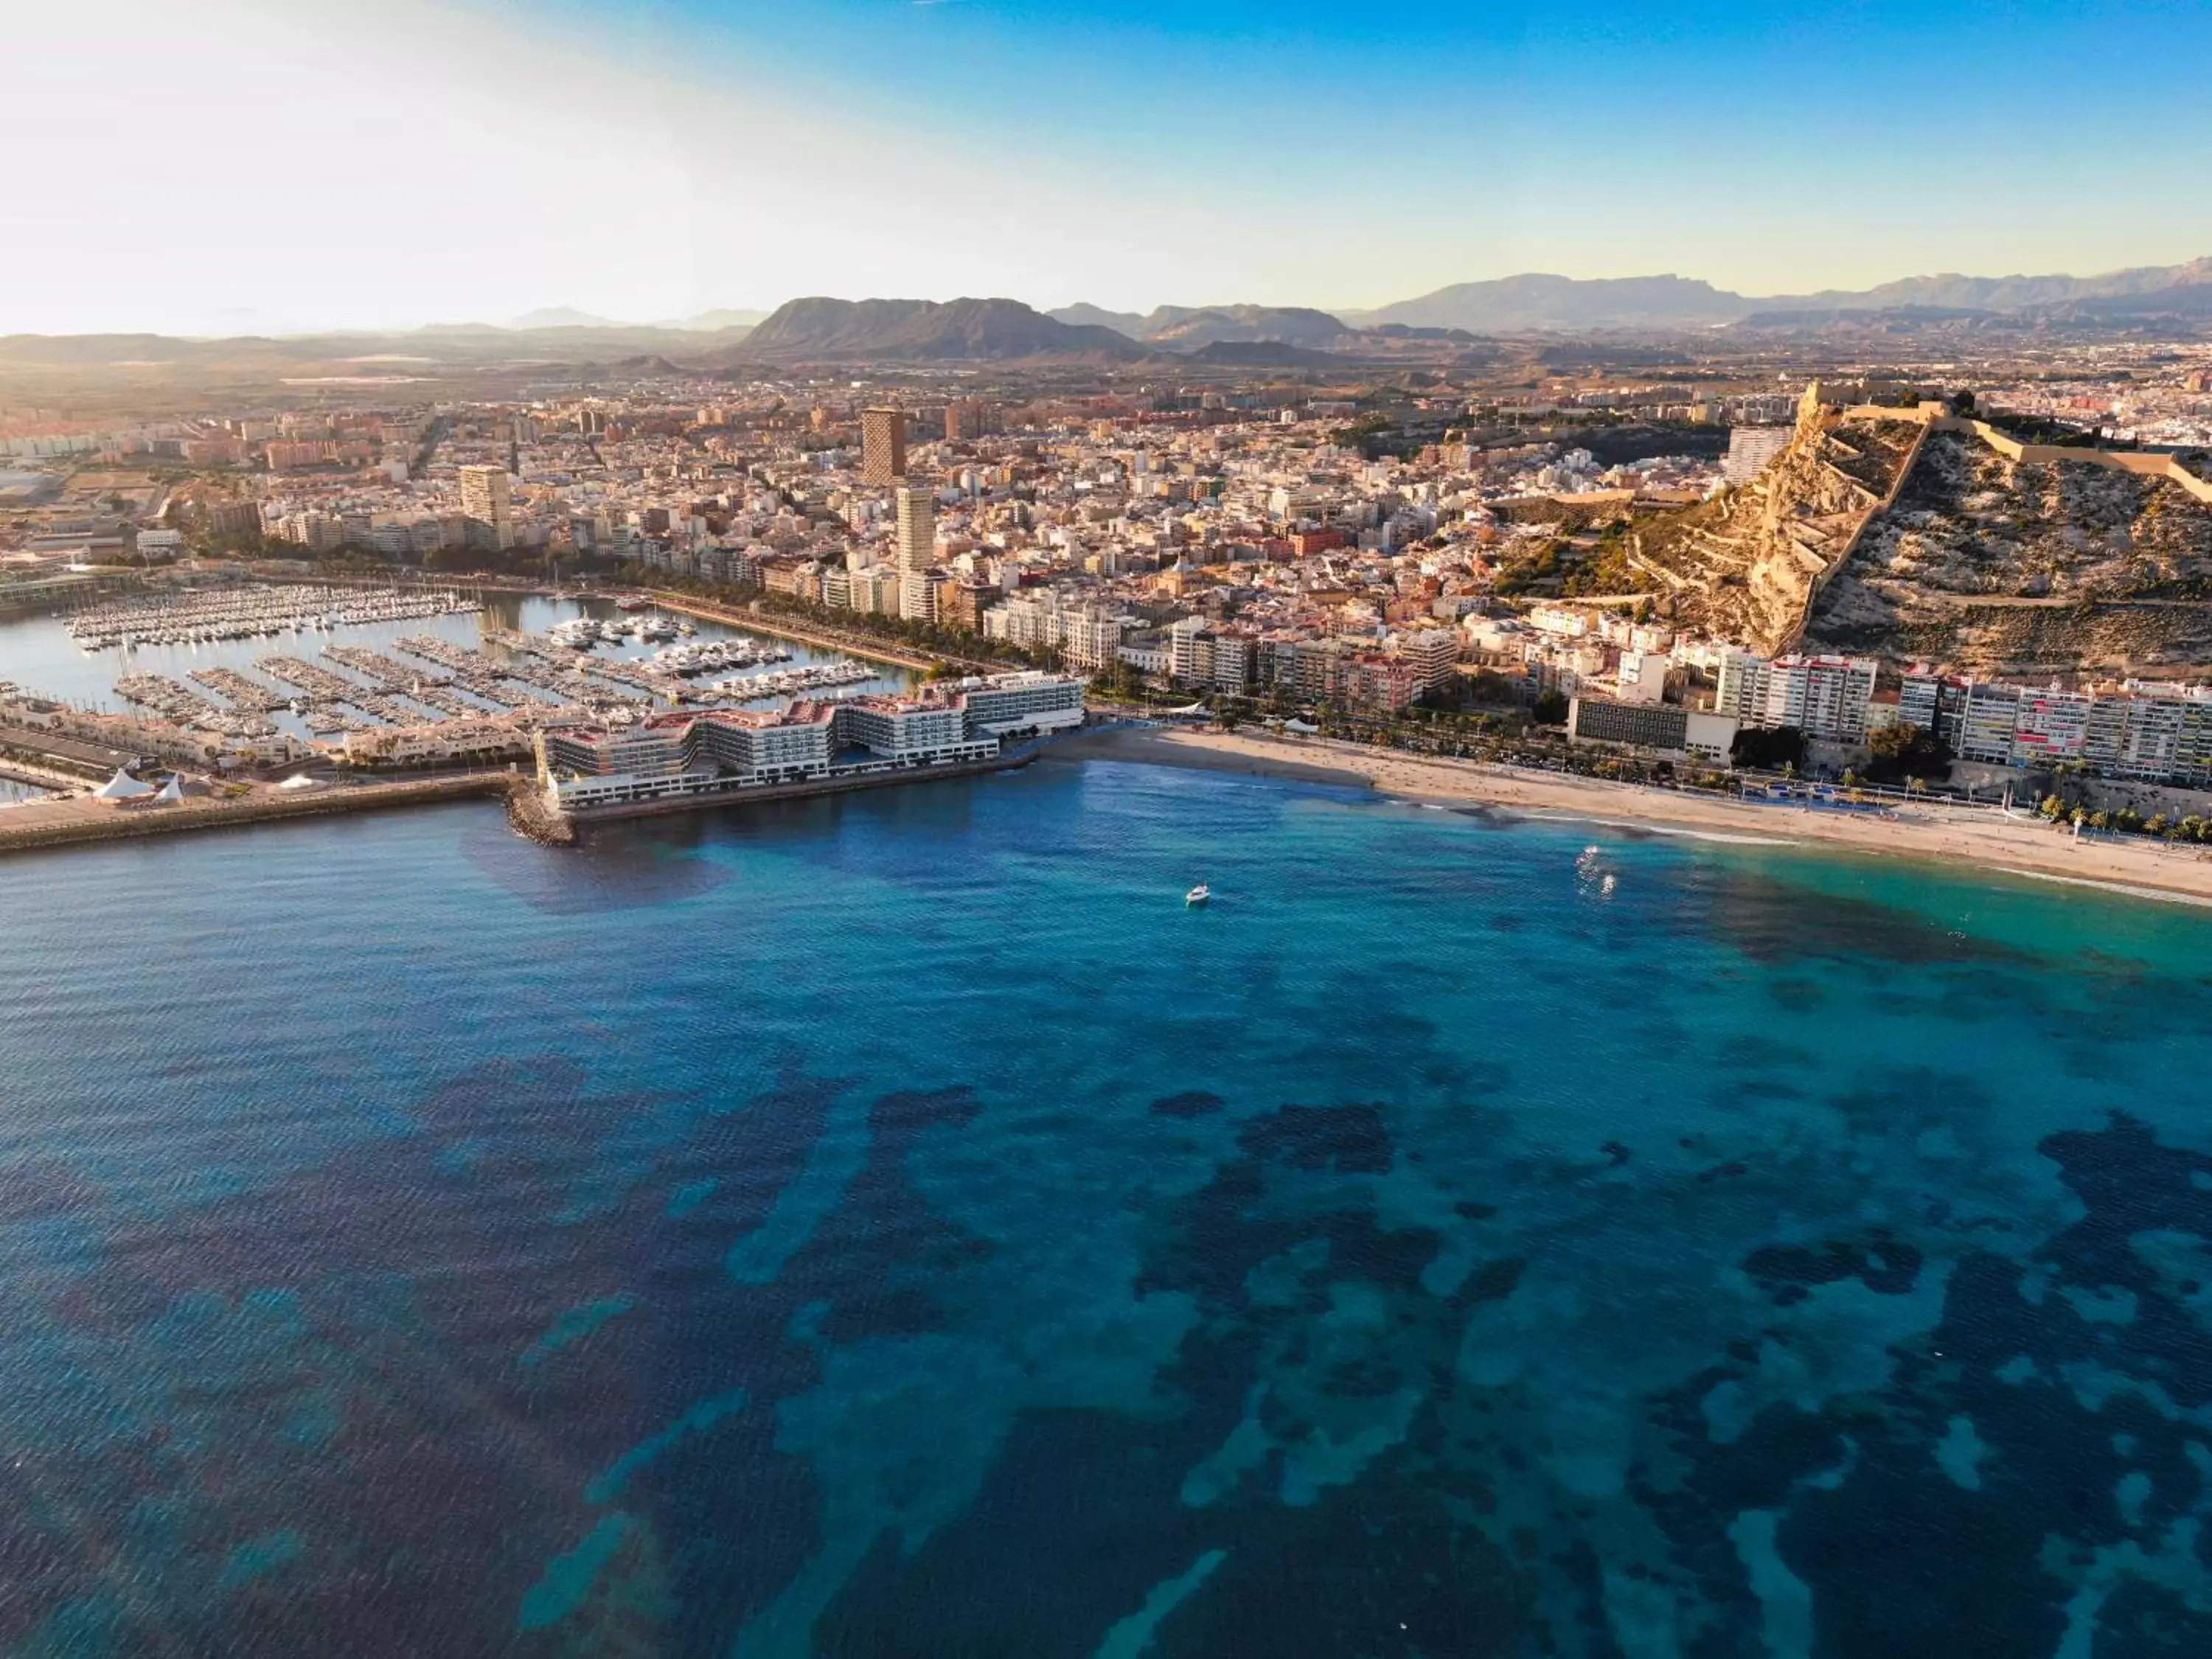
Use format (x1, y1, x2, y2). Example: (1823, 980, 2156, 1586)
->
(1609, 408, 2212, 674)
(1628, 412, 1922, 653)
(741, 297, 1147, 361)
(1146, 305, 1354, 349)
(1805, 432, 2212, 675)
(1049, 302, 1355, 350)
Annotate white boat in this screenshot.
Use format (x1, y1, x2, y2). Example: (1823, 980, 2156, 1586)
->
(1185, 884, 1211, 906)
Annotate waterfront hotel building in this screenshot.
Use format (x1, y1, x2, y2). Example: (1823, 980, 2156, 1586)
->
(537, 672, 1084, 812)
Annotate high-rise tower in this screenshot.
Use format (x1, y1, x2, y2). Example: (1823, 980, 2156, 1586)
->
(894, 484, 935, 574)
(459, 464, 513, 551)
(861, 408, 907, 485)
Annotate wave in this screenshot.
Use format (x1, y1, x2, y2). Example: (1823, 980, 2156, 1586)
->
(1509, 809, 1804, 847)
(2003, 868, 2212, 910)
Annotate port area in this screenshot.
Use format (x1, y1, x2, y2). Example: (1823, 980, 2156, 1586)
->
(558, 748, 1035, 825)
(0, 738, 1057, 855)
(643, 592, 945, 673)
(0, 770, 551, 856)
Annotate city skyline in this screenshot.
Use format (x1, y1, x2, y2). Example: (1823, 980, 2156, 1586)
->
(6, 0, 2212, 336)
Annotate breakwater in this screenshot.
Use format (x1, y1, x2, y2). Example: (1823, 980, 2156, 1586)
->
(0, 772, 526, 857)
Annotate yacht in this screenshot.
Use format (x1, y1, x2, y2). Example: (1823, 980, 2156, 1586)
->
(1185, 884, 1211, 907)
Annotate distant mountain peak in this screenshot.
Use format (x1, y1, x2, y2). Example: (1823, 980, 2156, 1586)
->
(507, 306, 627, 330)
(1049, 302, 1353, 351)
(742, 296, 1147, 361)
(1349, 274, 1745, 333)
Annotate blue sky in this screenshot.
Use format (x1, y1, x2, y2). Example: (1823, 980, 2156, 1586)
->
(5, 0, 2209, 332)
(509, 0, 2212, 302)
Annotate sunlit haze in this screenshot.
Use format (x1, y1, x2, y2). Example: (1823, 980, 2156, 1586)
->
(7, 0, 2211, 335)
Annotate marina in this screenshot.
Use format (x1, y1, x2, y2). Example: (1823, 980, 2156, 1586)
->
(64, 584, 479, 650)
(644, 639, 793, 676)
(188, 667, 288, 714)
(3, 586, 921, 756)
(706, 661, 877, 700)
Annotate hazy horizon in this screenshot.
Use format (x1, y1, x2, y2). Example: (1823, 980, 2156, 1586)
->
(7, 0, 2211, 336)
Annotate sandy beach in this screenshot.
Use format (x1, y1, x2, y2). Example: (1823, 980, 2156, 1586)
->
(1054, 724, 2212, 905)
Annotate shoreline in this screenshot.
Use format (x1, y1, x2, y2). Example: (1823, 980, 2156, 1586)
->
(1056, 725, 2212, 905)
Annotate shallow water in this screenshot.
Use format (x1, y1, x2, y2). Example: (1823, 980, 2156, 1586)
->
(4, 755, 2212, 1656)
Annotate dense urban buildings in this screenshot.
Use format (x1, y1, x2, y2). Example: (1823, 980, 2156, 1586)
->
(7, 337, 2212, 798)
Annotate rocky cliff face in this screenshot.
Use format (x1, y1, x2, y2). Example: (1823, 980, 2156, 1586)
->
(1806, 432, 2212, 675)
(1632, 414, 1918, 654)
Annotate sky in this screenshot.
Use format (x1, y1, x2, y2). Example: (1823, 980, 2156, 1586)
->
(5, 0, 2211, 335)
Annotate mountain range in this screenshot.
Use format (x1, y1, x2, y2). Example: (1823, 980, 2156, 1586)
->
(1344, 257, 2212, 332)
(9, 260, 2212, 381)
(738, 257, 2212, 360)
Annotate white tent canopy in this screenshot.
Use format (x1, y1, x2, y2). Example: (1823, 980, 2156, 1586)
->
(155, 776, 184, 804)
(94, 768, 155, 801)
(276, 773, 324, 791)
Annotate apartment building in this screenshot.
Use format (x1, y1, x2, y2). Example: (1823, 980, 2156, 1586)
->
(1716, 652, 1878, 741)
(1902, 672, 2212, 785)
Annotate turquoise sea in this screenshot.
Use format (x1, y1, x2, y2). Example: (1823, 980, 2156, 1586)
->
(5, 755, 2212, 1656)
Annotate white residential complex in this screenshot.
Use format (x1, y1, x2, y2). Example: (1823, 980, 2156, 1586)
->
(1715, 653, 1879, 742)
